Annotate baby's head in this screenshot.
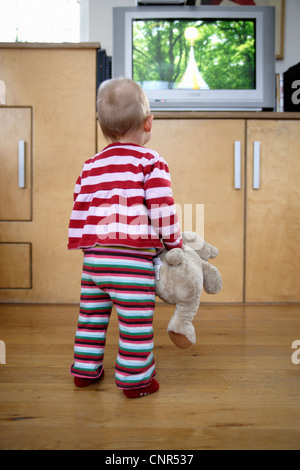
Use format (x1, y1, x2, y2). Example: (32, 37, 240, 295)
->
(97, 78, 151, 142)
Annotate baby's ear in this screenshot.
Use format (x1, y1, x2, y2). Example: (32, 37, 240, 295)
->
(144, 114, 154, 133)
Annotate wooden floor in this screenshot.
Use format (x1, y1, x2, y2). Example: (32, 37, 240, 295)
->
(0, 303, 300, 450)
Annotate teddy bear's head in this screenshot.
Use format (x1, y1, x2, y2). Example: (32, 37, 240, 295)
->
(182, 231, 219, 261)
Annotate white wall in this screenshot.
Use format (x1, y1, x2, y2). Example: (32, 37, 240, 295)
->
(88, 0, 135, 55)
(276, 0, 300, 73)
(86, 0, 300, 74)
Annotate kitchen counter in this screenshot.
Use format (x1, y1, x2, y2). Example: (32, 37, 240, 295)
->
(153, 111, 300, 120)
(0, 42, 100, 49)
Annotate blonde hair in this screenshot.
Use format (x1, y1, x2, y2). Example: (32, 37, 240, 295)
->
(97, 78, 151, 142)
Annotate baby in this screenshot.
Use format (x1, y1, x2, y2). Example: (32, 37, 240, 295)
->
(68, 78, 182, 398)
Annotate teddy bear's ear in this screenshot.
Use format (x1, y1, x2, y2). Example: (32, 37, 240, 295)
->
(206, 243, 219, 259)
(182, 231, 205, 250)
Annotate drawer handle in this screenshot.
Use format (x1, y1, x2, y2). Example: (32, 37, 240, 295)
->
(18, 141, 25, 189)
(253, 141, 261, 190)
(234, 141, 241, 190)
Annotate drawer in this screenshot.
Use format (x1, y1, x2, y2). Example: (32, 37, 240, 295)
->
(0, 243, 32, 289)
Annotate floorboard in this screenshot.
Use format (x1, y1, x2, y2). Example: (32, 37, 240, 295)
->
(0, 303, 300, 450)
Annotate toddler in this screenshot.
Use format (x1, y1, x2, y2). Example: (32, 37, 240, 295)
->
(68, 78, 182, 398)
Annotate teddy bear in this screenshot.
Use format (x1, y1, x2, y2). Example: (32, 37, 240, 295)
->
(154, 231, 223, 349)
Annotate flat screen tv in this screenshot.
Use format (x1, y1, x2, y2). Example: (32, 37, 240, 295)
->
(113, 5, 275, 111)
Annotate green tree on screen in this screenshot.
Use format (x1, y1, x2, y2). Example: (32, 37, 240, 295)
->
(133, 19, 255, 90)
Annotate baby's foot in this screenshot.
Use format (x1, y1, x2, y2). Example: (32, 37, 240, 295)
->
(123, 379, 159, 398)
(74, 370, 104, 388)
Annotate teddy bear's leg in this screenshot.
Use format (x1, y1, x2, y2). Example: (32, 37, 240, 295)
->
(167, 299, 200, 349)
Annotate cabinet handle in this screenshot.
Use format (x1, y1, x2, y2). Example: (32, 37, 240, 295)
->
(234, 141, 241, 189)
(18, 141, 25, 189)
(253, 141, 261, 190)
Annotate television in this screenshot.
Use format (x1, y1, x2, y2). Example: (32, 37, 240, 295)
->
(113, 5, 275, 111)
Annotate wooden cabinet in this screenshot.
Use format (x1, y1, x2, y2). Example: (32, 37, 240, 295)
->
(99, 115, 300, 304)
(127, 115, 300, 304)
(246, 120, 300, 302)
(0, 44, 99, 303)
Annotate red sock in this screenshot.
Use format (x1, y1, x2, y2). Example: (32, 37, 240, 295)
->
(74, 371, 104, 388)
(123, 379, 159, 399)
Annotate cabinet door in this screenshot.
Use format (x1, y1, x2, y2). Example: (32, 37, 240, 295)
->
(246, 120, 300, 302)
(0, 107, 32, 220)
(149, 119, 246, 303)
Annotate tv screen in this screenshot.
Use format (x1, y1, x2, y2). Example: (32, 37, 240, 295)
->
(113, 6, 275, 111)
(132, 18, 256, 92)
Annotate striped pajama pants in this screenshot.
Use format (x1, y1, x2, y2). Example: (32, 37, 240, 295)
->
(70, 249, 157, 390)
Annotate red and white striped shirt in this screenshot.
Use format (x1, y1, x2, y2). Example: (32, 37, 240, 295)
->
(68, 143, 182, 252)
